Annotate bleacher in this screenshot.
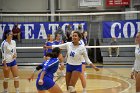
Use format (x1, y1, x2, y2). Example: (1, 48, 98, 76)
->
(100, 38, 135, 65)
(0, 39, 45, 66)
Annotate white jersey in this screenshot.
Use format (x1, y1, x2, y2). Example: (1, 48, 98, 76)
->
(133, 44, 140, 71)
(52, 42, 92, 65)
(1, 40, 17, 63)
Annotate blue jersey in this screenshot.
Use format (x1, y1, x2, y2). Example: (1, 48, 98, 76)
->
(53, 40, 62, 45)
(38, 58, 59, 79)
(44, 41, 54, 56)
(36, 58, 59, 90)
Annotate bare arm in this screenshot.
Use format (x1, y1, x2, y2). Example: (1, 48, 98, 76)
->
(40, 71, 46, 80)
(3, 60, 7, 68)
(1, 43, 8, 68)
(82, 46, 99, 71)
(89, 63, 99, 71)
(58, 54, 64, 70)
(38, 71, 46, 85)
(13, 41, 17, 59)
(28, 65, 43, 82)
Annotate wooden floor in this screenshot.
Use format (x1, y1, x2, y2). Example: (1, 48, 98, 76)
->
(0, 65, 135, 93)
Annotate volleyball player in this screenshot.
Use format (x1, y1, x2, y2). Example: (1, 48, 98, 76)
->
(131, 32, 140, 93)
(54, 34, 64, 45)
(45, 31, 99, 93)
(1, 30, 19, 93)
(29, 47, 63, 93)
(43, 34, 54, 59)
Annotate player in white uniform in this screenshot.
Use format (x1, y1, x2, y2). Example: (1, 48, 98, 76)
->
(45, 31, 99, 93)
(131, 32, 140, 93)
(1, 30, 19, 93)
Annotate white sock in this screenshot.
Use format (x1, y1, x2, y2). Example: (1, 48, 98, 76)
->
(83, 88, 87, 93)
(4, 89, 8, 92)
(3, 89, 8, 93)
(15, 88, 19, 93)
(83, 88, 86, 91)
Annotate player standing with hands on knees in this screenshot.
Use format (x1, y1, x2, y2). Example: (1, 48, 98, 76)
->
(1, 30, 19, 93)
(131, 32, 140, 93)
(45, 31, 99, 93)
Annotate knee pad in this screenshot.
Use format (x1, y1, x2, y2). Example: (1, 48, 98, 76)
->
(4, 78, 9, 82)
(14, 76, 19, 81)
(68, 86, 76, 92)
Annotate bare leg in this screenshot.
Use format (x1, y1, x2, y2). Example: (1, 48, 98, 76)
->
(3, 66, 10, 92)
(11, 65, 19, 93)
(69, 71, 81, 93)
(65, 72, 72, 90)
(136, 72, 140, 92)
(48, 84, 63, 93)
(80, 64, 86, 89)
(11, 65, 19, 88)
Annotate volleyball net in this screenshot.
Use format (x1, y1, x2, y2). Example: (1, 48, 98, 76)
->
(0, 11, 140, 65)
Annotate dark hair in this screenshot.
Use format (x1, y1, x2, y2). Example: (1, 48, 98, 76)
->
(51, 47, 61, 58)
(45, 52, 52, 57)
(73, 31, 82, 39)
(2, 30, 12, 40)
(45, 47, 60, 58)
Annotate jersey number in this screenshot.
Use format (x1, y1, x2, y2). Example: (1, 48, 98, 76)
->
(11, 49, 13, 53)
(70, 51, 75, 57)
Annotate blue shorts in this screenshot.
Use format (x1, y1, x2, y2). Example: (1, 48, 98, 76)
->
(36, 76, 55, 90)
(66, 63, 82, 73)
(2, 60, 17, 67)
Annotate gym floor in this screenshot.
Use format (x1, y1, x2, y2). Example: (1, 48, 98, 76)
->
(0, 64, 135, 93)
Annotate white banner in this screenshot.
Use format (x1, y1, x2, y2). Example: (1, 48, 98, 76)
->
(79, 0, 102, 7)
